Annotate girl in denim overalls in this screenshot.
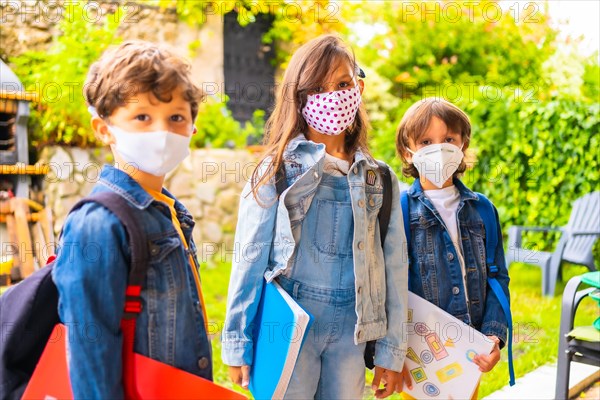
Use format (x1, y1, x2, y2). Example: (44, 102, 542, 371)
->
(395, 98, 511, 398)
(222, 35, 410, 399)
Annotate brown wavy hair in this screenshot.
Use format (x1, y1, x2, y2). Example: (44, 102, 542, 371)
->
(84, 40, 203, 120)
(250, 34, 371, 201)
(395, 97, 471, 178)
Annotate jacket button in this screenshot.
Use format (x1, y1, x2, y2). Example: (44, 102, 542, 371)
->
(357, 241, 365, 250)
(197, 357, 210, 369)
(358, 200, 365, 208)
(195, 300, 203, 313)
(369, 198, 376, 207)
(353, 167, 358, 174)
(447, 253, 455, 261)
(313, 171, 319, 179)
(452, 286, 460, 295)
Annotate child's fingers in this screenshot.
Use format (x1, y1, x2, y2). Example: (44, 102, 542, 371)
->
(228, 365, 251, 388)
(372, 367, 384, 392)
(375, 385, 394, 399)
(375, 370, 398, 399)
(241, 365, 251, 389)
(473, 355, 493, 372)
(398, 364, 413, 392)
(228, 366, 242, 386)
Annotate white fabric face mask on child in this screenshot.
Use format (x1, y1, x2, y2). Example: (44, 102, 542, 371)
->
(408, 143, 464, 188)
(108, 125, 191, 177)
(301, 85, 362, 135)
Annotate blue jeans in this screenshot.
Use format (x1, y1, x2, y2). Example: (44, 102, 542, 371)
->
(278, 173, 366, 399)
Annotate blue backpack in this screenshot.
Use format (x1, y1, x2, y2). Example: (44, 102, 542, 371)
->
(401, 191, 515, 386)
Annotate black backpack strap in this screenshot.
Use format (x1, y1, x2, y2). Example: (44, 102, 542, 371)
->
(275, 162, 288, 198)
(363, 162, 393, 370)
(72, 192, 149, 307)
(376, 161, 392, 245)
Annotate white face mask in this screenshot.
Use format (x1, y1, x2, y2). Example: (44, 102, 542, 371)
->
(108, 125, 191, 177)
(408, 143, 464, 188)
(301, 85, 362, 135)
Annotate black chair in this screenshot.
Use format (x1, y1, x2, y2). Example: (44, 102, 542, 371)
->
(555, 273, 600, 399)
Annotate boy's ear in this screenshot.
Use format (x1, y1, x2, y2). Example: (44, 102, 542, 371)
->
(91, 117, 115, 145)
(461, 140, 470, 152)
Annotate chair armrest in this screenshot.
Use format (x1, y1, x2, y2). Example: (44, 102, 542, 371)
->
(570, 230, 600, 236)
(560, 276, 583, 336)
(508, 226, 563, 248)
(560, 277, 595, 334)
(512, 226, 563, 233)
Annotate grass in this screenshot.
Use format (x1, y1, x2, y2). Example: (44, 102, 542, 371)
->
(202, 260, 599, 399)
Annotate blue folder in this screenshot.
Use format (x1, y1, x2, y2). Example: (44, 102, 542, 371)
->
(249, 280, 314, 399)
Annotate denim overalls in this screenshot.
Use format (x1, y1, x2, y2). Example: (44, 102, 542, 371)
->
(278, 173, 366, 399)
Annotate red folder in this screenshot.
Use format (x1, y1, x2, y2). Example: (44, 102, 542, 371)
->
(22, 324, 246, 400)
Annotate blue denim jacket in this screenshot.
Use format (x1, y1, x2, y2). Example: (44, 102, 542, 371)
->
(222, 134, 408, 372)
(406, 178, 510, 346)
(52, 165, 212, 398)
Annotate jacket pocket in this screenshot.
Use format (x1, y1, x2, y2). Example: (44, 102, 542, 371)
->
(148, 231, 181, 263)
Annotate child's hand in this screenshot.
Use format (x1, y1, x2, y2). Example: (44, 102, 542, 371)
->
(394, 363, 413, 393)
(372, 366, 401, 399)
(228, 365, 250, 389)
(473, 335, 501, 372)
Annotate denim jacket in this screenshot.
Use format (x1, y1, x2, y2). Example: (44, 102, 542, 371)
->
(222, 134, 408, 372)
(52, 165, 212, 398)
(406, 178, 510, 346)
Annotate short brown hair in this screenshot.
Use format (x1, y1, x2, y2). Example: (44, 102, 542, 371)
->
(395, 97, 471, 178)
(84, 40, 203, 120)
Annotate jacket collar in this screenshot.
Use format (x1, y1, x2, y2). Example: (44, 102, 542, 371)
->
(98, 165, 193, 217)
(285, 133, 377, 169)
(408, 177, 479, 201)
(98, 165, 154, 209)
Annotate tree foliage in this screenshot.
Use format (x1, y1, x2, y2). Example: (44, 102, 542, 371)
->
(12, 2, 123, 147)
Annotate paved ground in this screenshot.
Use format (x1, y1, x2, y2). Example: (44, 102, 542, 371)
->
(483, 362, 599, 400)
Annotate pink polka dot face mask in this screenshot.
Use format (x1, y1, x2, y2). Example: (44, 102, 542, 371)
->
(301, 85, 362, 135)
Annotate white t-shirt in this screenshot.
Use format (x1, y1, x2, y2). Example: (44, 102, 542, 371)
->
(323, 153, 350, 176)
(424, 185, 469, 300)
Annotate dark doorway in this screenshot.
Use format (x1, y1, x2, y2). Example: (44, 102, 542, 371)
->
(223, 11, 275, 128)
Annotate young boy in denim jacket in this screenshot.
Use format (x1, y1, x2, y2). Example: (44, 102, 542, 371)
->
(52, 41, 212, 397)
(395, 98, 510, 397)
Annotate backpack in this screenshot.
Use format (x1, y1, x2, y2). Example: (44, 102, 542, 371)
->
(0, 191, 148, 400)
(400, 190, 515, 386)
(274, 161, 393, 371)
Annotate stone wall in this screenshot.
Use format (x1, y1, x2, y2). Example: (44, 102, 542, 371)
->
(39, 146, 259, 264)
(1, 0, 224, 89)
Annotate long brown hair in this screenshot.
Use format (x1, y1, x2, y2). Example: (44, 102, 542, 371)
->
(250, 34, 371, 201)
